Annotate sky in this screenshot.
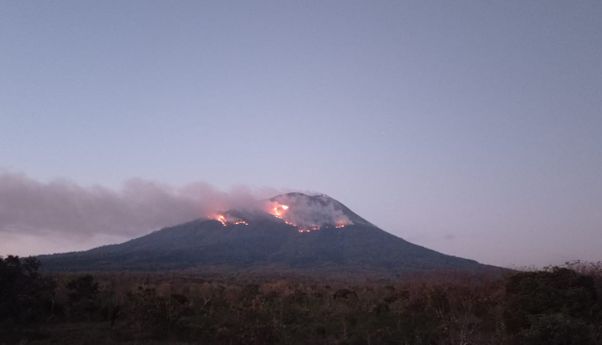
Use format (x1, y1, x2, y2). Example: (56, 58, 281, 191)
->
(1, 1, 601, 267)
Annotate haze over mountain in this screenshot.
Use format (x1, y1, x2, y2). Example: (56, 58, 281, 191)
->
(40, 193, 494, 275)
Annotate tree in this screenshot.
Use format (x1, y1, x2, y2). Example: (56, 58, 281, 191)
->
(66, 274, 100, 319)
(0, 255, 56, 325)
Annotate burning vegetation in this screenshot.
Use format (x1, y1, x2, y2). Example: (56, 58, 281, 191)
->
(208, 193, 354, 233)
(211, 213, 248, 226)
(267, 201, 295, 227)
(265, 199, 352, 233)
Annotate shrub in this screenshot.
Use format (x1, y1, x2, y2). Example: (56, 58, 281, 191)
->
(0, 256, 56, 325)
(521, 313, 595, 345)
(505, 267, 601, 344)
(66, 274, 100, 319)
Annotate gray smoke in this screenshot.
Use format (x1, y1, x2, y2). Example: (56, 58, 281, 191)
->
(270, 193, 352, 229)
(0, 172, 276, 239)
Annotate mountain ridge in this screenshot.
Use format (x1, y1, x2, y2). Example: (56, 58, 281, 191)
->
(39, 193, 500, 275)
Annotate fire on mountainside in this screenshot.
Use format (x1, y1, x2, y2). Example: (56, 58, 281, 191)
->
(210, 201, 352, 232)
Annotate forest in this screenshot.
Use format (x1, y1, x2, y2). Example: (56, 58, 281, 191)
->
(1, 256, 601, 345)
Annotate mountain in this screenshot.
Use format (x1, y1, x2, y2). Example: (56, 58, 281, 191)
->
(39, 193, 495, 275)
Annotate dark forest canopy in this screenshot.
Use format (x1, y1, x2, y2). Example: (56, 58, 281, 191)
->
(1, 256, 601, 345)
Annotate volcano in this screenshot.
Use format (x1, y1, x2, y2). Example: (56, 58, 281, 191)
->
(39, 193, 494, 275)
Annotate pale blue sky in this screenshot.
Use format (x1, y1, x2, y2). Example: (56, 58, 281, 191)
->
(1, 1, 601, 266)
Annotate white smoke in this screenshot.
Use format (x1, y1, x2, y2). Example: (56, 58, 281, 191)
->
(270, 193, 352, 229)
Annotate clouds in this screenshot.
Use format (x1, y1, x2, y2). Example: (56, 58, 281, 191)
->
(0, 173, 276, 240)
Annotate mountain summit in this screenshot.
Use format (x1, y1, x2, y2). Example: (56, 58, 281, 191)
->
(213, 192, 373, 231)
(267, 192, 373, 230)
(40, 193, 494, 275)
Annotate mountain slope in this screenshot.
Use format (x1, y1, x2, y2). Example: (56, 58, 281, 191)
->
(39, 193, 492, 274)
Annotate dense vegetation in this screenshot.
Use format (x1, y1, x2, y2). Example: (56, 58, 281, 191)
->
(1, 256, 601, 344)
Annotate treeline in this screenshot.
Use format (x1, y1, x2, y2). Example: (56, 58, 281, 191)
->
(1, 256, 601, 345)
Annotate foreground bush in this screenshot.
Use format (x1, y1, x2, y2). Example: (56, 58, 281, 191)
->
(0, 256, 56, 325)
(505, 267, 601, 345)
(0, 257, 601, 344)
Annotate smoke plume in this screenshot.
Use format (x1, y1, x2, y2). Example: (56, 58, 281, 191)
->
(0, 172, 276, 240)
(270, 193, 353, 229)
